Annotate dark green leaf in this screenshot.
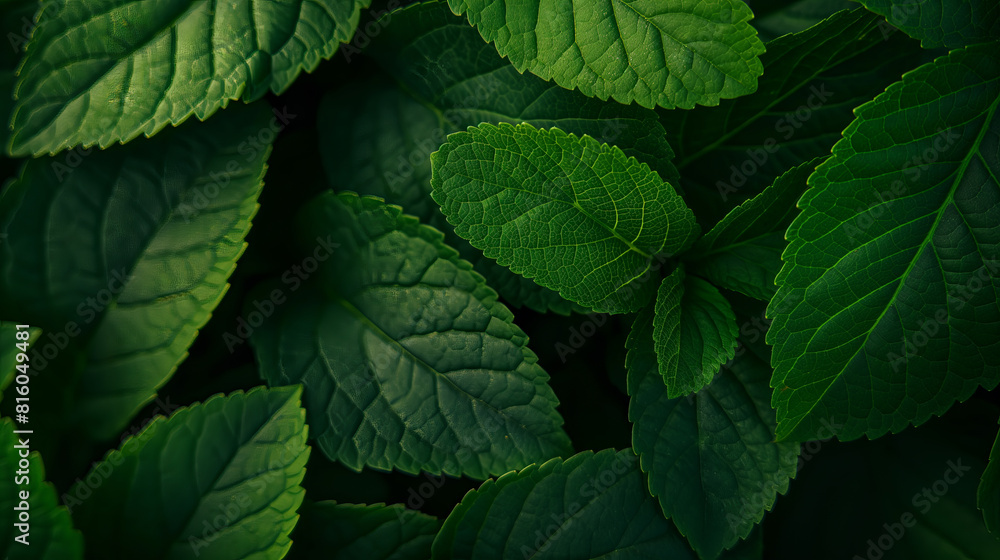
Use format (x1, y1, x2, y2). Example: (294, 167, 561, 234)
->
(768, 44, 1000, 441)
(71, 386, 310, 560)
(628, 307, 797, 558)
(251, 192, 572, 478)
(431, 449, 697, 560)
(0, 103, 272, 439)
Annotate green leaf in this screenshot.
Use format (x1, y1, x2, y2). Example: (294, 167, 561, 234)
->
(8, 0, 370, 156)
(288, 501, 440, 560)
(688, 158, 821, 301)
(768, 44, 1000, 442)
(70, 386, 310, 560)
(431, 449, 697, 560)
(1, 418, 83, 559)
(319, 0, 679, 315)
(0, 322, 40, 403)
(769, 410, 1000, 559)
(628, 306, 798, 558)
(652, 264, 739, 397)
(251, 192, 572, 479)
(0, 103, 272, 440)
(446, 0, 765, 110)
(857, 0, 1000, 48)
(980, 421, 1000, 536)
(431, 122, 699, 314)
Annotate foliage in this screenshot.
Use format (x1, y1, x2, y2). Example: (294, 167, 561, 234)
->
(0, 0, 998, 558)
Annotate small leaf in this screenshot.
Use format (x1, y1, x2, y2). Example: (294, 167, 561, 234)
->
(0, 103, 273, 440)
(628, 307, 798, 558)
(768, 44, 1000, 442)
(688, 158, 822, 301)
(9, 0, 371, 155)
(431, 122, 699, 314)
(288, 501, 440, 560)
(251, 192, 572, 479)
(652, 264, 740, 397)
(431, 449, 697, 560)
(0, 418, 83, 559)
(447, 0, 765, 110)
(70, 386, 310, 560)
(857, 0, 1000, 48)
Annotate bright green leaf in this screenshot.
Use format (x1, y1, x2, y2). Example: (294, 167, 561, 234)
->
(431, 449, 697, 560)
(628, 306, 798, 558)
(980, 421, 1000, 536)
(8, 0, 370, 156)
(318, 0, 678, 315)
(251, 192, 572, 479)
(71, 386, 310, 560)
(0, 103, 272, 440)
(857, 0, 1000, 48)
(447, 0, 765, 110)
(688, 158, 821, 301)
(652, 264, 739, 397)
(0, 418, 83, 559)
(288, 501, 440, 560)
(431, 122, 699, 314)
(768, 44, 1000, 442)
